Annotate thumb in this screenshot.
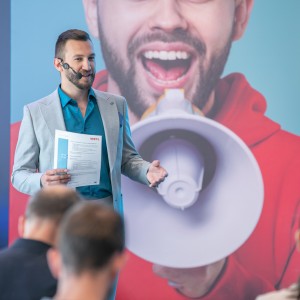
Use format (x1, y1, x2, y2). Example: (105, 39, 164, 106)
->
(152, 160, 160, 167)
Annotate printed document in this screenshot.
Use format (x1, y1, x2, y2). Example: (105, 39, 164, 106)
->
(54, 130, 102, 188)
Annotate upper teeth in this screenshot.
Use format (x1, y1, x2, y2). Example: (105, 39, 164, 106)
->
(143, 51, 190, 60)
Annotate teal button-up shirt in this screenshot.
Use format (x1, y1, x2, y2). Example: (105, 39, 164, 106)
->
(58, 86, 112, 199)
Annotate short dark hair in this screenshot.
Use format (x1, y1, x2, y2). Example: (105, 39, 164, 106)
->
(55, 29, 92, 58)
(58, 202, 125, 274)
(26, 186, 82, 224)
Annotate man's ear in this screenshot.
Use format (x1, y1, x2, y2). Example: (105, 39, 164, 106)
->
(54, 58, 63, 72)
(232, 0, 254, 41)
(18, 215, 26, 238)
(82, 0, 100, 39)
(112, 251, 128, 273)
(47, 248, 62, 279)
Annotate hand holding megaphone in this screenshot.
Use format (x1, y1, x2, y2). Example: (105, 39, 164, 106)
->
(153, 258, 226, 298)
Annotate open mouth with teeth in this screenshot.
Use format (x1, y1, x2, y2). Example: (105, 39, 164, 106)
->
(141, 50, 192, 82)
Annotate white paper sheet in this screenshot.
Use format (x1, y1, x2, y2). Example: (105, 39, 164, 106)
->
(54, 130, 102, 188)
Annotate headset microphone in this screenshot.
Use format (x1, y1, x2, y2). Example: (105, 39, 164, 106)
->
(61, 62, 83, 80)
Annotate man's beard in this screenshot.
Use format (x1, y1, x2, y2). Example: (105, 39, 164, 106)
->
(99, 27, 232, 119)
(66, 70, 95, 90)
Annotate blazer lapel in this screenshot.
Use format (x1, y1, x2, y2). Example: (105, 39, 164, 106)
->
(95, 91, 119, 171)
(39, 90, 66, 140)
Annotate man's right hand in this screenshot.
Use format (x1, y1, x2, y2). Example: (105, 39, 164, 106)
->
(40, 169, 71, 187)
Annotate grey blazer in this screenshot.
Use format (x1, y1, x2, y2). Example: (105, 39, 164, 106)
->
(11, 89, 150, 213)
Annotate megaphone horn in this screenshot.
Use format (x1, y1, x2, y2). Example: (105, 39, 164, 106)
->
(122, 113, 263, 268)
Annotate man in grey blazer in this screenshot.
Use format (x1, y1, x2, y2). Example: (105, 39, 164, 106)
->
(11, 29, 167, 213)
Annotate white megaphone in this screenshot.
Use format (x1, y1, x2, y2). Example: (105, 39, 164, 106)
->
(122, 89, 264, 268)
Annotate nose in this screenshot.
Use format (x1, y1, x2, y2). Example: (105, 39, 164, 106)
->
(82, 58, 92, 71)
(148, 0, 188, 33)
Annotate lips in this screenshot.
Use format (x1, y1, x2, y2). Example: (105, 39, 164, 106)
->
(141, 50, 192, 82)
(81, 72, 93, 78)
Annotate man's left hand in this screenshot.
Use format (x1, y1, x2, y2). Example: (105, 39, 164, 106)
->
(147, 160, 168, 187)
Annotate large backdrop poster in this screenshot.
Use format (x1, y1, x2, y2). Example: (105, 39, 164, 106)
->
(9, 1, 300, 299)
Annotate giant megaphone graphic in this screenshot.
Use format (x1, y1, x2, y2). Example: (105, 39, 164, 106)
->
(122, 89, 264, 268)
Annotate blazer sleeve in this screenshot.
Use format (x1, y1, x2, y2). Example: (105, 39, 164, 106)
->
(120, 97, 150, 185)
(11, 105, 43, 195)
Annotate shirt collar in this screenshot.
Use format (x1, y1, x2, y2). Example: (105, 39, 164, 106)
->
(58, 85, 96, 108)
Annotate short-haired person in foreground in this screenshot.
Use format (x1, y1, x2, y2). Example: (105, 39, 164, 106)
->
(43, 202, 126, 300)
(82, 0, 300, 299)
(255, 227, 300, 300)
(0, 186, 81, 300)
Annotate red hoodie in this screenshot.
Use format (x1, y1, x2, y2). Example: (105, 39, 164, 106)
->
(94, 71, 300, 299)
